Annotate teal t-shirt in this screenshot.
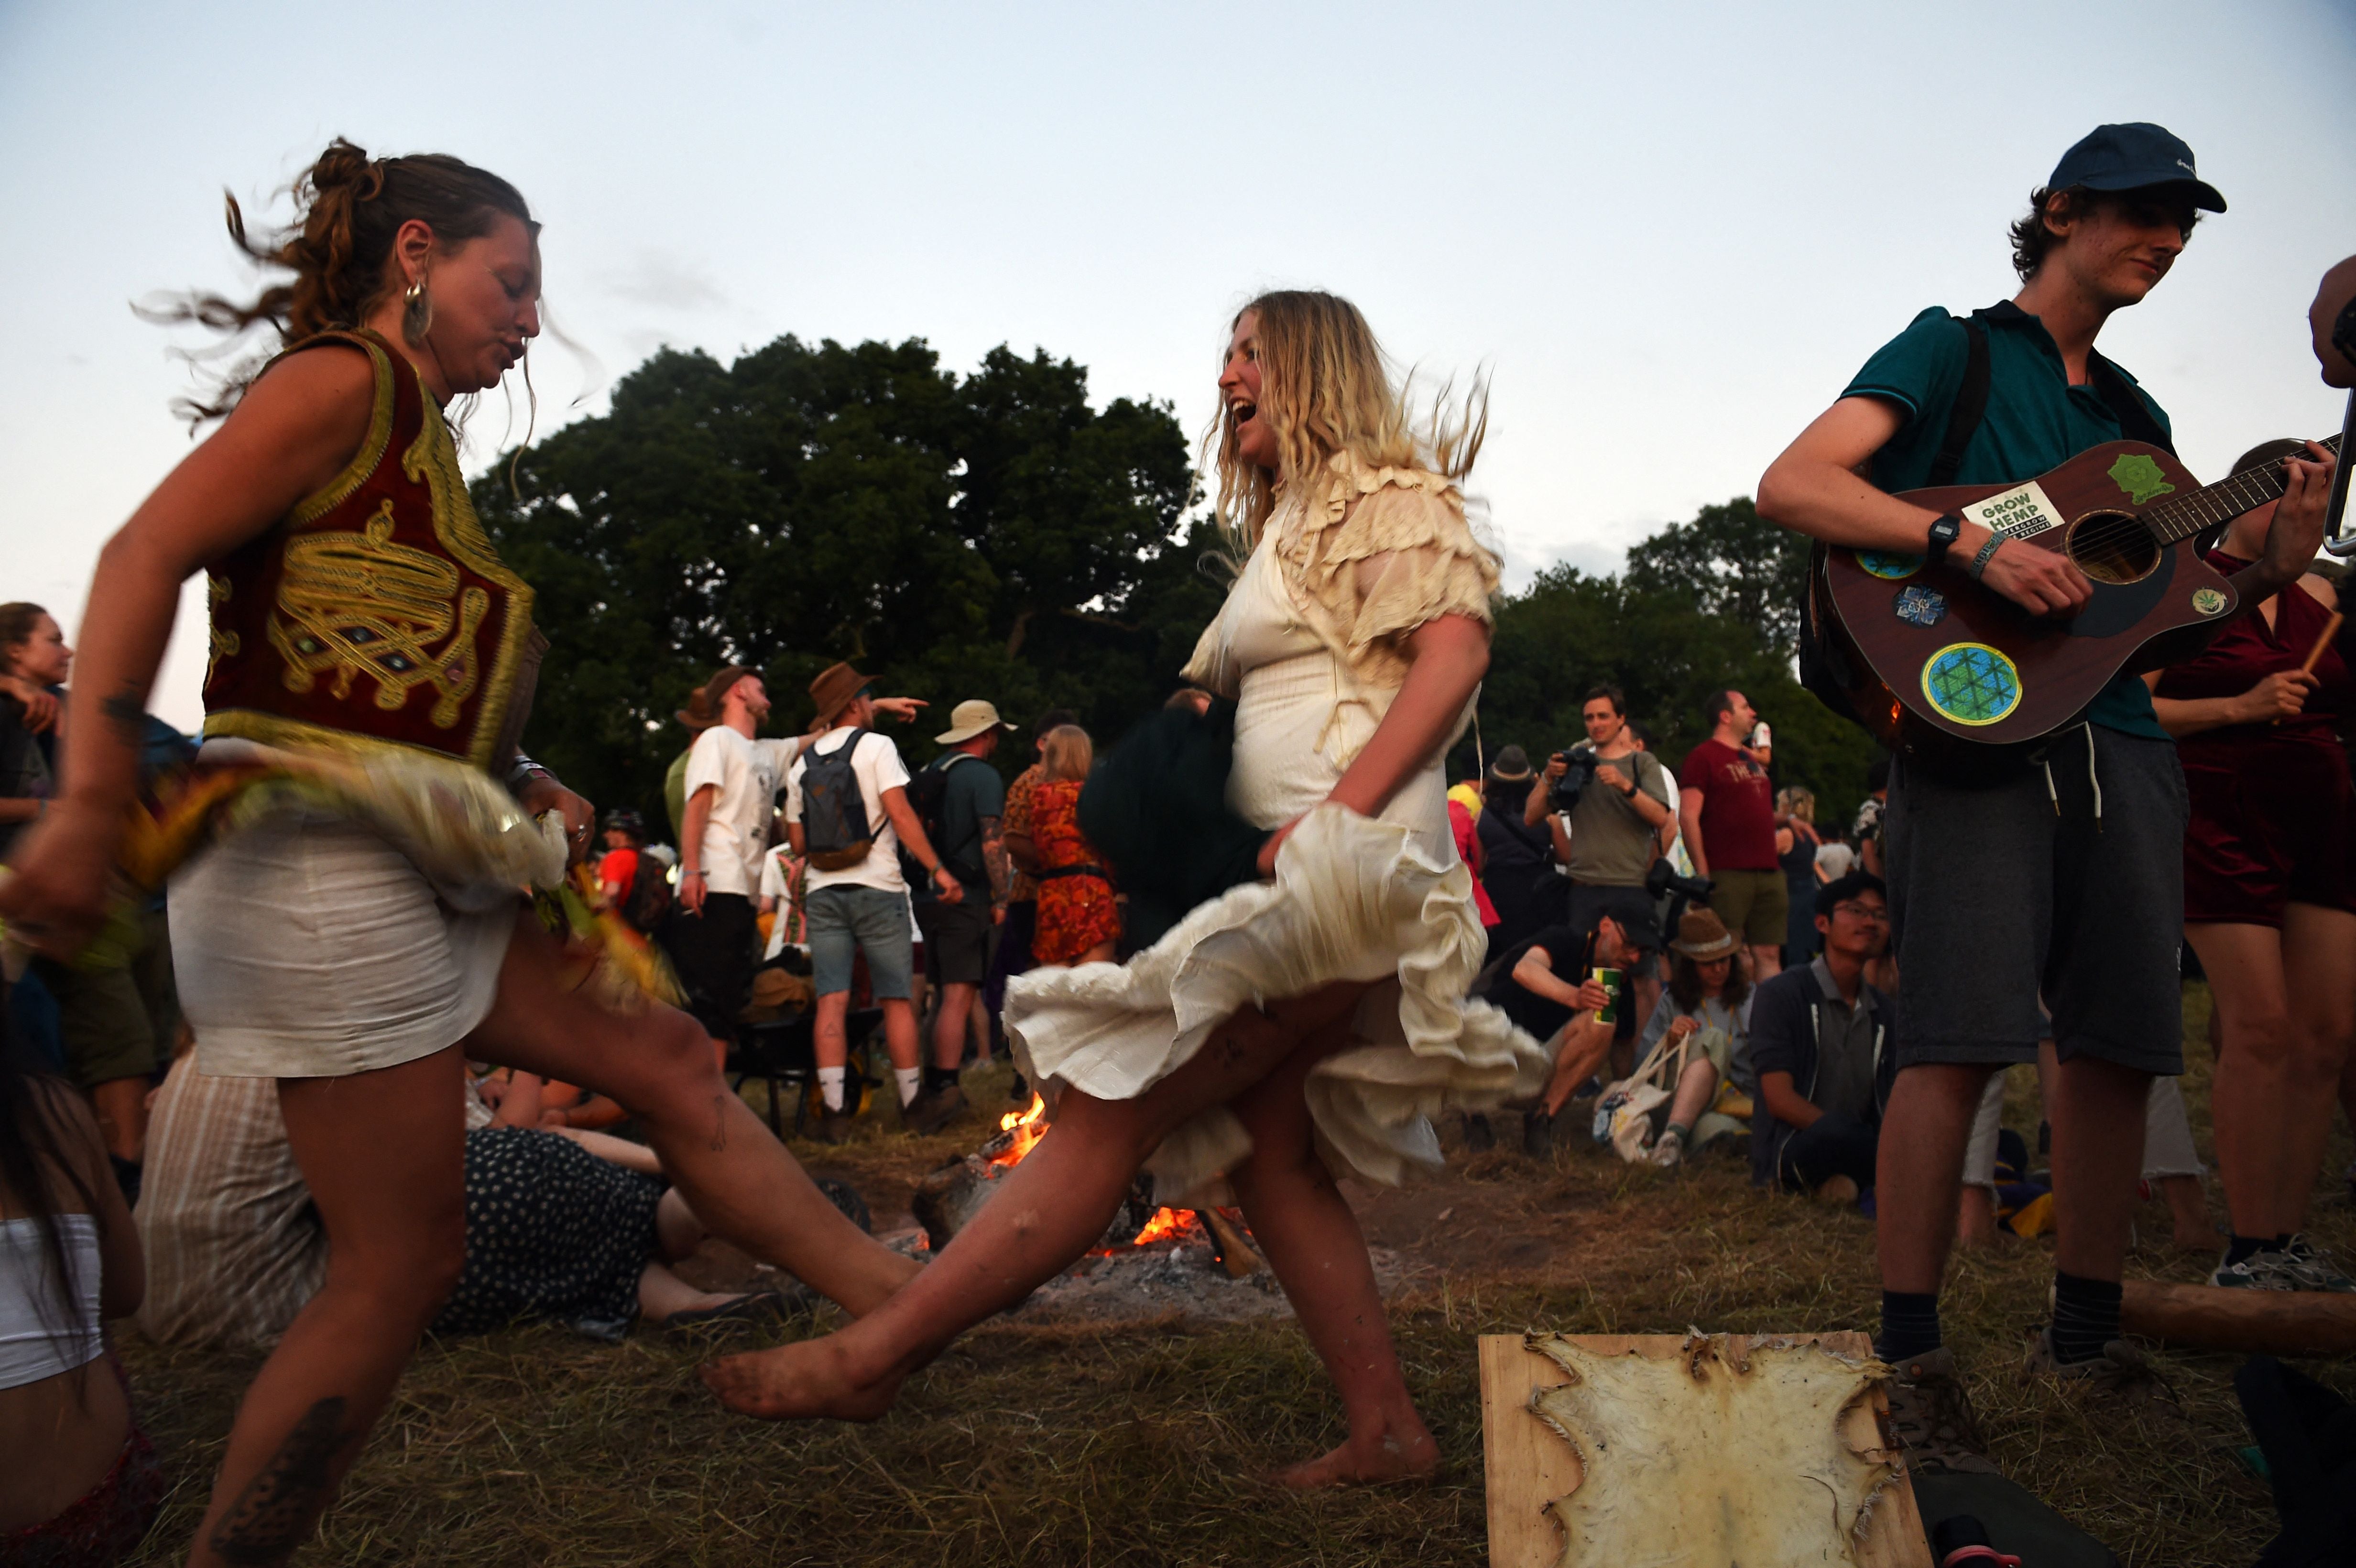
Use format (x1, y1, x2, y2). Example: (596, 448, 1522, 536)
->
(925, 751, 1005, 895)
(1841, 301, 2172, 740)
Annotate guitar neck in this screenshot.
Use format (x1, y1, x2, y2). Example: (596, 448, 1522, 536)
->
(2145, 432, 2347, 544)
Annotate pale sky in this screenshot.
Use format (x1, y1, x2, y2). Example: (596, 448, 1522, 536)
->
(4, 0, 2352, 731)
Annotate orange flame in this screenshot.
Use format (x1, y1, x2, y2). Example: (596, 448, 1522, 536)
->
(987, 1094, 1048, 1169)
(1129, 1207, 1186, 1245)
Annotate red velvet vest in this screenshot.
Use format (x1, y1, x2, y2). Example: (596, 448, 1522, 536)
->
(200, 330, 537, 771)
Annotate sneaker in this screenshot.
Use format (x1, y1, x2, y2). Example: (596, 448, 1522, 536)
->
(2023, 1328, 2182, 1417)
(904, 1083, 971, 1137)
(2210, 1249, 2296, 1290)
(1880, 1347, 1999, 1476)
(1522, 1108, 1554, 1158)
(1648, 1127, 1686, 1169)
(2278, 1233, 2356, 1294)
(1462, 1112, 1496, 1153)
(807, 1108, 857, 1145)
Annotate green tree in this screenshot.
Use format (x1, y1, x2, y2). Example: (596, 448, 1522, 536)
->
(1460, 500, 1877, 828)
(473, 334, 1202, 830)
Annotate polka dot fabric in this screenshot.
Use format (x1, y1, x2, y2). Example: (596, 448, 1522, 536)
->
(432, 1128, 664, 1342)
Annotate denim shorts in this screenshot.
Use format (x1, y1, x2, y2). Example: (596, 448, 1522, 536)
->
(805, 883, 915, 1000)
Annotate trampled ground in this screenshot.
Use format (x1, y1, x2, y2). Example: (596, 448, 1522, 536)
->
(117, 984, 2356, 1566)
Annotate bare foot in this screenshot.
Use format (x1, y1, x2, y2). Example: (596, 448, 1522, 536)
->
(700, 1335, 905, 1422)
(1273, 1422, 1440, 1489)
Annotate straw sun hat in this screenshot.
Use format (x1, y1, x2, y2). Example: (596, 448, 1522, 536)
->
(1669, 908, 1740, 961)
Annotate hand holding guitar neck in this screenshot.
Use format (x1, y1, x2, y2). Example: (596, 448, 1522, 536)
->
(2260, 441, 2338, 587)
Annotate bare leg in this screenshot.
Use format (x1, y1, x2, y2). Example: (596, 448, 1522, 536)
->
(2278, 903, 2356, 1232)
(88, 1076, 148, 1164)
(184, 1048, 467, 1568)
(469, 910, 916, 1317)
(1663, 1057, 1716, 1130)
(2187, 923, 2294, 1237)
(638, 1263, 752, 1322)
(880, 996, 919, 1079)
(1748, 943, 1782, 984)
(1225, 1025, 1438, 1487)
(654, 1187, 705, 1262)
(932, 982, 978, 1072)
(703, 982, 1369, 1419)
(814, 991, 851, 1075)
(1956, 1186, 1997, 1248)
(1876, 1064, 1995, 1296)
(2157, 1176, 2221, 1252)
(2047, 1052, 2153, 1283)
(1539, 1020, 1612, 1117)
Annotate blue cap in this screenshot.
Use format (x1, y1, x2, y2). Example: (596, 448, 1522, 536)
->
(2049, 122, 2224, 213)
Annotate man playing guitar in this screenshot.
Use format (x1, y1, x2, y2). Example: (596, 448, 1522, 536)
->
(1757, 123, 2334, 1470)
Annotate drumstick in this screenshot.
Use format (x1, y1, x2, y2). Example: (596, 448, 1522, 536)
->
(2300, 612, 2345, 675)
(2269, 610, 2344, 726)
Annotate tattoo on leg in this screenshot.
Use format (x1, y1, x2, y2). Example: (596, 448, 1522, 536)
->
(101, 687, 148, 747)
(208, 1396, 354, 1566)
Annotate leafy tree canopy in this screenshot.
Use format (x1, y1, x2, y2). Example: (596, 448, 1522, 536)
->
(478, 332, 1877, 838)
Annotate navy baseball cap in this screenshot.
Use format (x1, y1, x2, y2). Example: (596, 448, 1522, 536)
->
(2049, 122, 2225, 213)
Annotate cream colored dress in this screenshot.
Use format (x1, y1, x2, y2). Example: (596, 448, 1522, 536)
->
(1004, 456, 1550, 1204)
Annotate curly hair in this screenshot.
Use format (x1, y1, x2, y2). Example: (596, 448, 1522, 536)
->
(147, 138, 535, 421)
(2008, 184, 2200, 282)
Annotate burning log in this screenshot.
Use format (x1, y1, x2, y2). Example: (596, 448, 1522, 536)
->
(1199, 1208, 1267, 1278)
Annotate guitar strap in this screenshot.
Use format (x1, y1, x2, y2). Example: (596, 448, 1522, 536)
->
(1930, 310, 2175, 485)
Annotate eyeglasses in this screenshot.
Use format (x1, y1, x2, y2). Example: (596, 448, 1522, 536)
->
(1831, 903, 1889, 922)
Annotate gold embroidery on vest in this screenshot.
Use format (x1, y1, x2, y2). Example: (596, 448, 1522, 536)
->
(204, 574, 241, 686)
(267, 502, 486, 727)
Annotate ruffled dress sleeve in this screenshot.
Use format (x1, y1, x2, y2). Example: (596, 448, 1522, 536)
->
(1278, 456, 1500, 687)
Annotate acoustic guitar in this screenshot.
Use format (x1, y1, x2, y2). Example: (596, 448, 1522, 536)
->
(1810, 434, 2345, 762)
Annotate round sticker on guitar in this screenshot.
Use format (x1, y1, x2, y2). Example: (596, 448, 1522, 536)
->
(1921, 642, 2023, 727)
(1855, 550, 1922, 580)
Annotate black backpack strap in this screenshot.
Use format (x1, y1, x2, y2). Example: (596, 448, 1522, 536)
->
(1925, 313, 1992, 489)
(2087, 355, 2175, 454)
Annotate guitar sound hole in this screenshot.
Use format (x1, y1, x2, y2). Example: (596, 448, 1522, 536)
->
(2065, 509, 2160, 585)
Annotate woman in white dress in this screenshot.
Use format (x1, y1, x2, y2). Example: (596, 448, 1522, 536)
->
(708, 291, 1549, 1485)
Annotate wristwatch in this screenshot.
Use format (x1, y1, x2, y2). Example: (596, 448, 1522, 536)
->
(1925, 513, 1962, 567)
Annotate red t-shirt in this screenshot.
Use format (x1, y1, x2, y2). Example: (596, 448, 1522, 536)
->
(1678, 739, 1776, 872)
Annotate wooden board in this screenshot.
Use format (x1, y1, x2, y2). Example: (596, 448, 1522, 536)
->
(1479, 1331, 1932, 1568)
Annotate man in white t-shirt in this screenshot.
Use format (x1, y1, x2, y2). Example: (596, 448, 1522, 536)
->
(673, 664, 926, 1056)
(785, 662, 962, 1143)
(672, 665, 796, 1053)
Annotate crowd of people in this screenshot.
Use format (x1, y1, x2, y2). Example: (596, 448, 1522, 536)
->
(2, 117, 2356, 1564)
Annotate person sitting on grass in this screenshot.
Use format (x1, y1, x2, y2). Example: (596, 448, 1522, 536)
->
(1486, 912, 1639, 1157)
(134, 1051, 789, 1350)
(1748, 872, 1894, 1202)
(1632, 908, 1753, 1169)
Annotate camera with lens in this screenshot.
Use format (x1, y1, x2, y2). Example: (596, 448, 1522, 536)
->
(1549, 746, 1599, 812)
(1645, 857, 1715, 933)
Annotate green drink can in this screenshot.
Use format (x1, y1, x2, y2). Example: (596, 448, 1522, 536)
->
(1593, 966, 1624, 1024)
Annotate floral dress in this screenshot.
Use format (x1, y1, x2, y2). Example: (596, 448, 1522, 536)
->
(1029, 779, 1120, 965)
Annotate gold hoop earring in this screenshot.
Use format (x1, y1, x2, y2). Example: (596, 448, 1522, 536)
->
(401, 274, 434, 346)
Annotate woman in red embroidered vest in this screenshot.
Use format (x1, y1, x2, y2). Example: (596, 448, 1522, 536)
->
(0, 141, 919, 1567)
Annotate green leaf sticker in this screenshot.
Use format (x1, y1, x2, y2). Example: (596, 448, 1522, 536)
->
(2192, 587, 2226, 616)
(2109, 453, 2176, 505)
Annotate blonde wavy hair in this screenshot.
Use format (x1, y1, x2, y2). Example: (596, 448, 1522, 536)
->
(1207, 290, 1489, 547)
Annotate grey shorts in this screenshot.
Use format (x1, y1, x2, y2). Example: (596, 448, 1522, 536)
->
(1886, 726, 2185, 1076)
(806, 884, 915, 1001)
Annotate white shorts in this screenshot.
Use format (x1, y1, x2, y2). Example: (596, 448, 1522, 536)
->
(170, 809, 515, 1079)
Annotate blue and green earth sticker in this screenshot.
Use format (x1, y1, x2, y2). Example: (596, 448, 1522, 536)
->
(1855, 550, 1922, 580)
(2108, 453, 2176, 505)
(1921, 642, 2022, 726)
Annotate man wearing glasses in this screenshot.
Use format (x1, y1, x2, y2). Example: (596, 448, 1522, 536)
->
(1748, 874, 1894, 1203)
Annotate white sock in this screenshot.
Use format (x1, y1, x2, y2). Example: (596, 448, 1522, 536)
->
(895, 1067, 923, 1107)
(818, 1067, 846, 1113)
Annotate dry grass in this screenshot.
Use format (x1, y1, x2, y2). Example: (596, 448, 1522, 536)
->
(116, 985, 2356, 1566)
